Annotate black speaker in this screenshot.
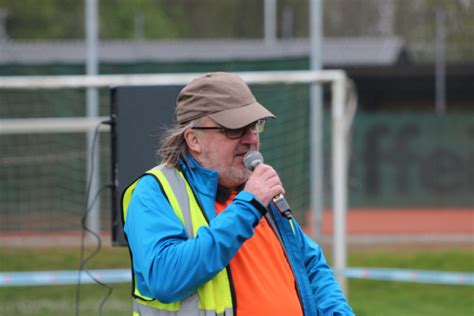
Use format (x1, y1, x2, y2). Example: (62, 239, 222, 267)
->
(110, 85, 183, 246)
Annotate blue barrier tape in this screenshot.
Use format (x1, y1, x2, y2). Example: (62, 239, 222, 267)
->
(337, 268, 474, 286)
(0, 269, 131, 287)
(0, 268, 473, 287)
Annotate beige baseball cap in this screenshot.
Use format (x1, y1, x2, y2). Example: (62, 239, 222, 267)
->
(176, 72, 275, 129)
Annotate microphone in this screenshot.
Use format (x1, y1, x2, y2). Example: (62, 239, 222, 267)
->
(243, 150, 292, 219)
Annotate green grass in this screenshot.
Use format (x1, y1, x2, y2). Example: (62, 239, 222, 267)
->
(0, 246, 473, 315)
(346, 247, 474, 316)
(0, 246, 132, 315)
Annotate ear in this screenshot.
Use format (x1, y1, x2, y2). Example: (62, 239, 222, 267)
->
(184, 129, 202, 154)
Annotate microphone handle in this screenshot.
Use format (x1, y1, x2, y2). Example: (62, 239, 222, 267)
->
(272, 193, 292, 219)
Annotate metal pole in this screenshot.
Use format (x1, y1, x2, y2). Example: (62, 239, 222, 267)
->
(435, 8, 446, 115)
(264, 0, 277, 45)
(332, 76, 348, 294)
(134, 12, 145, 40)
(0, 9, 8, 40)
(85, 0, 100, 236)
(309, 0, 324, 241)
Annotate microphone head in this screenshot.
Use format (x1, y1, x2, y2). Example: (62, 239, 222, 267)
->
(243, 150, 264, 171)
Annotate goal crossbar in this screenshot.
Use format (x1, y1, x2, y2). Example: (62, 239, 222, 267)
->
(0, 70, 346, 89)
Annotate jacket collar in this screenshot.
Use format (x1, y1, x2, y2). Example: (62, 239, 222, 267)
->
(179, 154, 219, 205)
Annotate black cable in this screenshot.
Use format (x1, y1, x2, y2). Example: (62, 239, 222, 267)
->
(75, 119, 113, 316)
(77, 184, 113, 315)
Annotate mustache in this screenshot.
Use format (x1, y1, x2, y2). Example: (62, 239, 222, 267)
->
(234, 145, 254, 156)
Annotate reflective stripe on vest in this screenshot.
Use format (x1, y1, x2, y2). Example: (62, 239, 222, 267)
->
(122, 165, 233, 316)
(134, 299, 234, 316)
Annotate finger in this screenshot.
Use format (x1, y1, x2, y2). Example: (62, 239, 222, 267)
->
(265, 175, 282, 188)
(268, 184, 285, 198)
(258, 166, 280, 181)
(252, 164, 270, 175)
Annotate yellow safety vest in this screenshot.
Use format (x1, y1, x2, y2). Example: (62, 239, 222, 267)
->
(122, 165, 234, 316)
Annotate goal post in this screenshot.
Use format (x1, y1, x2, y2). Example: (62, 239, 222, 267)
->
(0, 70, 355, 289)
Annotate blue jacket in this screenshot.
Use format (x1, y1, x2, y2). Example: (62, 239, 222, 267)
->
(124, 155, 354, 316)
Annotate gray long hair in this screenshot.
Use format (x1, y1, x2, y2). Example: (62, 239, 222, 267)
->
(158, 118, 201, 168)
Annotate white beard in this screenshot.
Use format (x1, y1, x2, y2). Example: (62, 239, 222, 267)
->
(197, 149, 252, 189)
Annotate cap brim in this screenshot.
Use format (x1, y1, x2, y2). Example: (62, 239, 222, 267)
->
(208, 102, 275, 129)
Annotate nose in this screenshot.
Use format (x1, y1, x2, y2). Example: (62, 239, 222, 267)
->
(240, 128, 259, 146)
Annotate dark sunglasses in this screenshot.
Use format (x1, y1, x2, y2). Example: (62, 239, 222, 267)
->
(191, 119, 266, 140)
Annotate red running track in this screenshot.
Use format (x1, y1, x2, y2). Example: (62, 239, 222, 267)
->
(305, 208, 474, 236)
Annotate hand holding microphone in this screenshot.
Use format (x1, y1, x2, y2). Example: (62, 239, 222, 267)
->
(243, 151, 292, 219)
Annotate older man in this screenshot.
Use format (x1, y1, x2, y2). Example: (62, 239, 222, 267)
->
(123, 72, 354, 316)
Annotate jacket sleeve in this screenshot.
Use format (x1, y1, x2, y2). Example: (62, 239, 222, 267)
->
(124, 175, 264, 303)
(292, 220, 355, 316)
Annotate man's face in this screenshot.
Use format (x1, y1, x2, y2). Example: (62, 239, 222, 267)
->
(192, 117, 260, 190)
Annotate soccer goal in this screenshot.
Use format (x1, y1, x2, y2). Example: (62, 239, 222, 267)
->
(0, 70, 356, 288)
